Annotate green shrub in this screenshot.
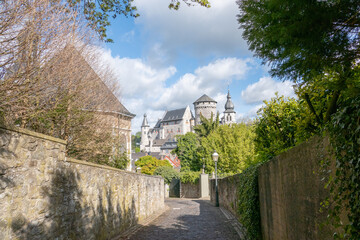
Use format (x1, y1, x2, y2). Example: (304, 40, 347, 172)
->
(327, 96, 360, 238)
(109, 153, 129, 170)
(135, 155, 172, 175)
(154, 166, 179, 184)
(237, 163, 262, 240)
(180, 171, 200, 184)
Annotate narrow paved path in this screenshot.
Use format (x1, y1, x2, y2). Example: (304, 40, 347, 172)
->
(127, 198, 241, 240)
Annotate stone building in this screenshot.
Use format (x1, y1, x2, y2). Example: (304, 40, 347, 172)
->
(137, 91, 236, 169)
(64, 47, 136, 171)
(193, 94, 217, 125)
(140, 105, 195, 156)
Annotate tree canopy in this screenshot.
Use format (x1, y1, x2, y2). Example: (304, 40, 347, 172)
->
(237, 0, 360, 81)
(201, 123, 256, 175)
(172, 132, 201, 172)
(254, 94, 307, 161)
(67, 0, 211, 42)
(194, 112, 219, 138)
(237, 0, 360, 121)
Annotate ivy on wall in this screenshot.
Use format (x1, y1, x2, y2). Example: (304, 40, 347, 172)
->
(328, 96, 360, 239)
(237, 163, 262, 240)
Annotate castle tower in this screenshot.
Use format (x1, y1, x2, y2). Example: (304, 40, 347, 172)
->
(223, 90, 236, 124)
(140, 114, 150, 151)
(193, 94, 217, 125)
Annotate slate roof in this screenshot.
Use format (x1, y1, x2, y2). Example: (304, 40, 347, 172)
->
(193, 94, 217, 104)
(162, 108, 187, 122)
(142, 114, 149, 127)
(160, 139, 178, 150)
(152, 139, 167, 146)
(191, 110, 195, 120)
(153, 119, 162, 128)
(131, 152, 146, 160)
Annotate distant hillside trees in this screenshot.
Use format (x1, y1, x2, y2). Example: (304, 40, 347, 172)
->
(132, 132, 141, 153)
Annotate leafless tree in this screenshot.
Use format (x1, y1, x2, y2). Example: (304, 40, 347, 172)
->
(0, 0, 128, 167)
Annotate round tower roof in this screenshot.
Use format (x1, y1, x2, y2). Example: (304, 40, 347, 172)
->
(224, 90, 234, 110)
(193, 94, 217, 104)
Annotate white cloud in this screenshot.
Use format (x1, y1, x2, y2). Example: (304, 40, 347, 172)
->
(96, 47, 176, 98)
(134, 0, 249, 62)
(153, 58, 252, 110)
(241, 77, 295, 104)
(94, 47, 253, 132)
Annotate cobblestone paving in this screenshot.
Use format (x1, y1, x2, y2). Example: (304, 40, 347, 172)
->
(127, 198, 241, 240)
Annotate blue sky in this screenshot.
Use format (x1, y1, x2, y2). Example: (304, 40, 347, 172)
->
(95, 0, 295, 133)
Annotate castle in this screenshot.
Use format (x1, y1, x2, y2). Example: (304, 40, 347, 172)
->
(136, 90, 236, 168)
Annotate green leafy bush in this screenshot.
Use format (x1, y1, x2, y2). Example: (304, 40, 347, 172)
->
(237, 163, 262, 240)
(254, 94, 304, 162)
(109, 153, 129, 170)
(154, 166, 179, 184)
(327, 96, 360, 239)
(180, 171, 200, 184)
(135, 156, 172, 175)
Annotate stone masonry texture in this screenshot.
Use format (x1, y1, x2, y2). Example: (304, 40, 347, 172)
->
(210, 137, 343, 240)
(180, 182, 200, 198)
(258, 137, 334, 240)
(209, 175, 241, 219)
(0, 127, 164, 240)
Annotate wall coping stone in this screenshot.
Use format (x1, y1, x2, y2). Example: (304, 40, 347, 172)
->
(0, 125, 163, 179)
(66, 157, 163, 179)
(0, 125, 67, 144)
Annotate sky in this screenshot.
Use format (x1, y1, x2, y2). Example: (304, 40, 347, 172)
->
(95, 0, 296, 133)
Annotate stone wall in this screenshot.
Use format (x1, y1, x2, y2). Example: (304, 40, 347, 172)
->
(180, 182, 200, 198)
(210, 175, 240, 217)
(0, 127, 164, 240)
(209, 137, 341, 239)
(258, 137, 333, 240)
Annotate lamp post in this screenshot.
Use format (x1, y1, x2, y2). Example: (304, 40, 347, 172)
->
(212, 150, 219, 207)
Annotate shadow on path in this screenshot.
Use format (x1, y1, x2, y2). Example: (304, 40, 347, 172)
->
(126, 199, 241, 240)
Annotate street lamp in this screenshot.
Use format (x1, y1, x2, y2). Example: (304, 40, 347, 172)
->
(202, 157, 205, 174)
(212, 150, 219, 207)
